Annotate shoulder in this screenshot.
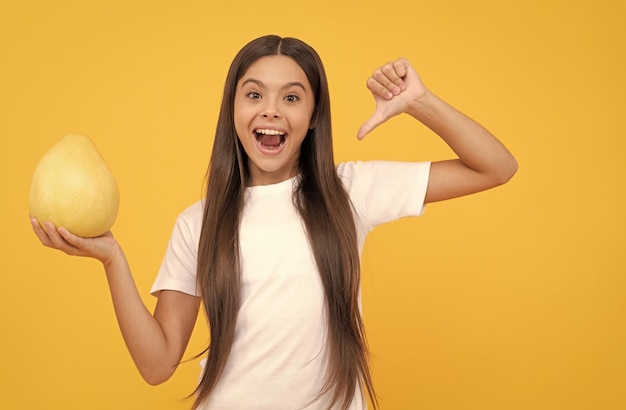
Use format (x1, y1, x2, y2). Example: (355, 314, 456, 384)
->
(336, 160, 431, 227)
(170, 199, 204, 242)
(178, 199, 204, 221)
(336, 160, 431, 190)
(337, 160, 431, 175)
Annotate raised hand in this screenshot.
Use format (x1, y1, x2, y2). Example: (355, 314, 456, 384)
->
(357, 58, 428, 140)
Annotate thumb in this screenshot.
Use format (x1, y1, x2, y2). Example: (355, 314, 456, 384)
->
(356, 112, 385, 140)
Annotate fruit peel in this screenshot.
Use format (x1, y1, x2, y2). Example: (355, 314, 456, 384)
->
(29, 133, 120, 238)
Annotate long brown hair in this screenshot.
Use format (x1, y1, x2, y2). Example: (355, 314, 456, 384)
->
(194, 35, 377, 409)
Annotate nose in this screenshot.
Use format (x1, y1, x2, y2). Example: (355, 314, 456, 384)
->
(261, 98, 281, 119)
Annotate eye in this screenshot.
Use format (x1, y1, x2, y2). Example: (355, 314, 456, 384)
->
(284, 94, 300, 102)
(246, 91, 262, 100)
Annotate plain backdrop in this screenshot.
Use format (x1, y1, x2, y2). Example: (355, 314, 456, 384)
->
(1, 1, 624, 409)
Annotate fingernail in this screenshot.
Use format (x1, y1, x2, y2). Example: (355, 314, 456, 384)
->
(385, 92, 393, 99)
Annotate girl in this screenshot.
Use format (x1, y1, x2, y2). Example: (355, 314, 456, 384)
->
(31, 35, 517, 409)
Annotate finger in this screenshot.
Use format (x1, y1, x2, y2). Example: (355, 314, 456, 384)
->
(371, 69, 401, 97)
(392, 58, 410, 80)
(58, 226, 83, 248)
(43, 222, 81, 255)
(356, 113, 384, 140)
(30, 217, 55, 247)
(381, 61, 407, 93)
(366, 76, 394, 100)
(356, 122, 372, 141)
(57, 227, 97, 257)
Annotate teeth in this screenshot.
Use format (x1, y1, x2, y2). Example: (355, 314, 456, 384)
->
(255, 128, 285, 136)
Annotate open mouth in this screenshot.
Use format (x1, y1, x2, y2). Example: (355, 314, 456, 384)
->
(255, 128, 287, 151)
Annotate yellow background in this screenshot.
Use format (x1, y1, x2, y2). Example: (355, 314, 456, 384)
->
(1, 1, 624, 409)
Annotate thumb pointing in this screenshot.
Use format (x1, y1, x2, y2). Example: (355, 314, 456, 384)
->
(356, 115, 383, 140)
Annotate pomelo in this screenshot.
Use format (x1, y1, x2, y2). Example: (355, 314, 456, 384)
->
(29, 133, 119, 237)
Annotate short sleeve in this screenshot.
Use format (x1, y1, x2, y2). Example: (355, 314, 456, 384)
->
(150, 200, 204, 297)
(337, 161, 431, 231)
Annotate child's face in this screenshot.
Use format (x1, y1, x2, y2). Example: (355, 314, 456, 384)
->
(234, 55, 315, 186)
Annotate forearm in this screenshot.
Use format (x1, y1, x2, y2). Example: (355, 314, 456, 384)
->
(360, 58, 517, 203)
(103, 246, 178, 384)
(30, 215, 196, 384)
(407, 90, 518, 183)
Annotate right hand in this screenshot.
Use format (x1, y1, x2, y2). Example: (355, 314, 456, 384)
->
(30, 217, 118, 266)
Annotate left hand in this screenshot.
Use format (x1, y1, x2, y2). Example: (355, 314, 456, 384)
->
(30, 216, 118, 266)
(357, 58, 428, 140)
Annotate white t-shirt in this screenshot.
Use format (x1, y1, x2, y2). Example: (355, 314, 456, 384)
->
(151, 161, 431, 409)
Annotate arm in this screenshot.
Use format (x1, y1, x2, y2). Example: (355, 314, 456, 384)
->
(30, 218, 200, 385)
(357, 58, 518, 203)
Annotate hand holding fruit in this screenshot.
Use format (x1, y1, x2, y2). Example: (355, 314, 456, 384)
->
(29, 133, 121, 264)
(30, 218, 118, 264)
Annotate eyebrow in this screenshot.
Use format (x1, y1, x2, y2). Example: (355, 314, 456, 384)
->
(241, 78, 307, 92)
